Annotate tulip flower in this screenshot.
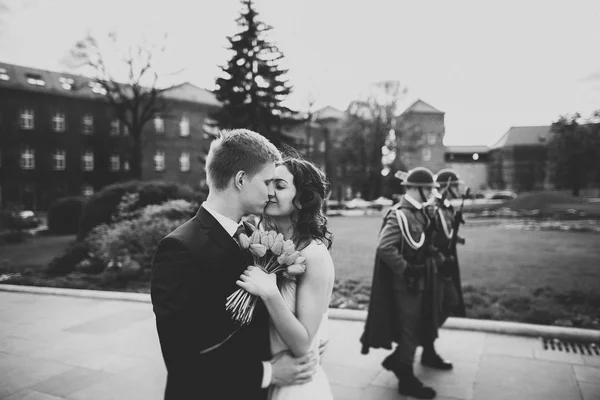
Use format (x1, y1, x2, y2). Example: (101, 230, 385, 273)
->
(285, 251, 300, 265)
(249, 243, 267, 257)
(282, 240, 295, 254)
(238, 233, 250, 249)
(286, 263, 306, 276)
(271, 234, 285, 255)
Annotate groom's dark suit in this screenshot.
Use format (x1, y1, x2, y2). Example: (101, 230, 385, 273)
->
(151, 206, 271, 400)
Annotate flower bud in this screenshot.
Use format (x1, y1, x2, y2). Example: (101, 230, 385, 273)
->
(277, 252, 289, 265)
(282, 240, 295, 254)
(285, 251, 300, 265)
(271, 234, 285, 255)
(286, 263, 306, 275)
(250, 230, 262, 245)
(249, 244, 267, 257)
(294, 256, 306, 265)
(238, 233, 250, 249)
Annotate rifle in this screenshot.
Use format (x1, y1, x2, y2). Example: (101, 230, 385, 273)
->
(449, 187, 471, 253)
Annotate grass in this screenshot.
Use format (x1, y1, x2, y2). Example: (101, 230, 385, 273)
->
(2, 216, 600, 329)
(328, 215, 600, 329)
(0, 234, 75, 267)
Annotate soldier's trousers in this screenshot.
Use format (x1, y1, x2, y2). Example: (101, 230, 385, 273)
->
(389, 276, 423, 366)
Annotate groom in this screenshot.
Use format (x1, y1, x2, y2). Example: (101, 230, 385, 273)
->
(151, 129, 318, 400)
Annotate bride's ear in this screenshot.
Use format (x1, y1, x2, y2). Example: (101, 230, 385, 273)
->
(234, 171, 245, 190)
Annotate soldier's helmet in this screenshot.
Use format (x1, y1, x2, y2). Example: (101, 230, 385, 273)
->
(435, 169, 464, 187)
(395, 167, 439, 188)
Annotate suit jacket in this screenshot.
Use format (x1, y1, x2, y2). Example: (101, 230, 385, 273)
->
(151, 206, 270, 400)
(360, 196, 429, 354)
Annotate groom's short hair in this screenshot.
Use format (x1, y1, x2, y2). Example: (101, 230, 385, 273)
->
(205, 129, 281, 190)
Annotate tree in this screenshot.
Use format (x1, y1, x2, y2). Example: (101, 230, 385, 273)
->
(66, 31, 171, 179)
(212, 0, 292, 146)
(338, 81, 407, 199)
(547, 112, 600, 196)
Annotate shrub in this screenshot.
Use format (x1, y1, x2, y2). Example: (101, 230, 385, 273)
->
(48, 196, 86, 234)
(47, 241, 90, 275)
(77, 180, 205, 240)
(86, 199, 194, 269)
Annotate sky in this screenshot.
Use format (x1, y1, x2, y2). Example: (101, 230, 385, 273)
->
(0, 0, 599, 146)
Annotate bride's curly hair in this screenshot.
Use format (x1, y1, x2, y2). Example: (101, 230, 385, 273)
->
(263, 158, 333, 250)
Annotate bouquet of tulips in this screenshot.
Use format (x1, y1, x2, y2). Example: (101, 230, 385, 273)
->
(226, 229, 306, 325)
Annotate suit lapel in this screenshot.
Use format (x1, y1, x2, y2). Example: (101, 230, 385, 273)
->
(196, 206, 252, 268)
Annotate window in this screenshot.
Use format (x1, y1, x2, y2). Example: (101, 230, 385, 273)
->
(89, 81, 107, 95)
(82, 115, 93, 134)
(154, 151, 165, 171)
(53, 150, 66, 170)
(0, 68, 9, 81)
(82, 151, 94, 171)
(179, 152, 190, 172)
(123, 161, 130, 171)
(52, 113, 65, 132)
(154, 116, 165, 134)
(110, 119, 120, 136)
(110, 154, 120, 171)
(427, 133, 437, 145)
(58, 77, 74, 90)
(422, 148, 432, 162)
(20, 148, 35, 170)
(82, 185, 94, 196)
(179, 116, 190, 137)
(123, 124, 129, 136)
(20, 108, 34, 130)
(26, 73, 45, 86)
(319, 140, 326, 153)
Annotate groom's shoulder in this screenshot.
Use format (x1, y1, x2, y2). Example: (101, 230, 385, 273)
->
(164, 215, 203, 245)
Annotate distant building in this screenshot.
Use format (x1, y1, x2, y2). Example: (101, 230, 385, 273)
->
(394, 100, 447, 173)
(488, 126, 550, 191)
(444, 145, 490, 191)
(0, 61, 219, 211)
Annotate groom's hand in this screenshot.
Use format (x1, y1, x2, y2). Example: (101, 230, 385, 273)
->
(270, 350, 318, 386)
(318, 339, 329, 364)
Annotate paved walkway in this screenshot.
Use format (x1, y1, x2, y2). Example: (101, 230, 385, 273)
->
(1, 291, 599, 400)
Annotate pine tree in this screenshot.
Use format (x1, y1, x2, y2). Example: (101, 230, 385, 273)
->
(212, 0, 292, 145)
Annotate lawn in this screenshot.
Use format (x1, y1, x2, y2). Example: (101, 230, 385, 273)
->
(328, 216, 600, 328)
(0, 234, 75, 267)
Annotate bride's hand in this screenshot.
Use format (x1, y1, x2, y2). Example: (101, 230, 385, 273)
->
(237, 266, 278, 299)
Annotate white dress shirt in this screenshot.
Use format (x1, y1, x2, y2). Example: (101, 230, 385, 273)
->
(201, 202, 273, 388)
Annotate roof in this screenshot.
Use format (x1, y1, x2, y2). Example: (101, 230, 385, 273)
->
(313, 105, 346, 121)
(399, 99, 444, 116)
(490, 126, 551, 149)
(0, 61, 219, 106)
(445, 145, 490, 154)
(160, 82, 220, 107)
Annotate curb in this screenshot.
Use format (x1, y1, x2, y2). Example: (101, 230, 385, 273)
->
(2, 284, 599, 342)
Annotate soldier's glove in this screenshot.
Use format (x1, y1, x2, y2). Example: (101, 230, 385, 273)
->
(438, 255, 456, 277)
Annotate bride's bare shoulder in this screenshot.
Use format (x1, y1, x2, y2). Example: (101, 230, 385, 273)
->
(300, 240, 333, 274)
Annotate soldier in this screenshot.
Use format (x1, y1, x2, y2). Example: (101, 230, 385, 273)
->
(360, 167, 439, 399)
(417, 169, 468, 373)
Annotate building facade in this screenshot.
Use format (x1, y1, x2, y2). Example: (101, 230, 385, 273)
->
(394, 100, 447, 173)
(487, 126, 550, 191)
(0, 62, 219, 211)
(445, 146, 490, 191)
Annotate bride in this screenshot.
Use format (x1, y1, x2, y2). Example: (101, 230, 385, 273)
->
(237, 158, 335, 400)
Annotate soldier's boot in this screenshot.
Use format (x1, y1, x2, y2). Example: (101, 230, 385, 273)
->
(421, 342, 453, 370)
(397, 365, 437, 399)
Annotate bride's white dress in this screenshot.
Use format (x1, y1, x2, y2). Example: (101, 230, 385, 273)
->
(268, 279, 333, 400)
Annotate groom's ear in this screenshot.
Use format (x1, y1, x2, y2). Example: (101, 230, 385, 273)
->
(234, 171, 245, 190)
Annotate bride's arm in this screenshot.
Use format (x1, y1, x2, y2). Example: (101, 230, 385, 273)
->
(238, 242, 334, 357)
(265, 243, 334, 357)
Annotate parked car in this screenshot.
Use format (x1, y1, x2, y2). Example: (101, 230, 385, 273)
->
(0, 210, 42, 230)
(487, 190, 517, 201)
(371, 196, 394, 210)
(344, 198, 372, 210)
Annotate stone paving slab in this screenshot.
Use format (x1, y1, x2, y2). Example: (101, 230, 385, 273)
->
(1, 291, 600, 400)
